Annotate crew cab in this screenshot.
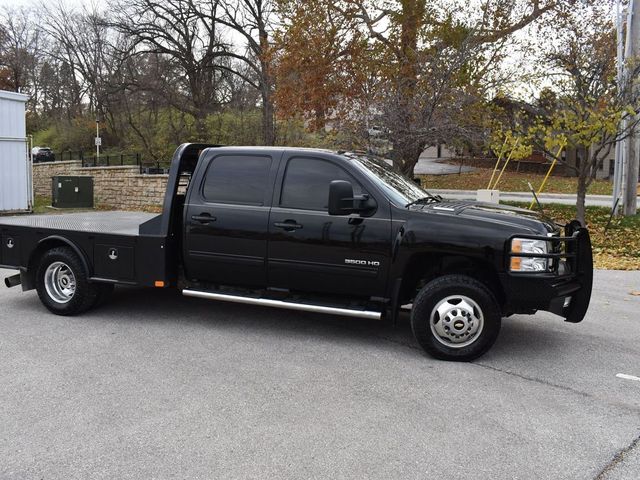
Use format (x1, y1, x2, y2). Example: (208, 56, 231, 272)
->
(0, 144, 593, 360)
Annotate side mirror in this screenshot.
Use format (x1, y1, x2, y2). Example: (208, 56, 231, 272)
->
(328, 180, 355, 215)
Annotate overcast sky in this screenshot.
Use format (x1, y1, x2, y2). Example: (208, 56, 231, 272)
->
(0, 0, 108, 9)
(0, 0, 616, 102)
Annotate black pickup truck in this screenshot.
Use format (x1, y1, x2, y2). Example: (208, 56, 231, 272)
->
(0, 144, 593, 360)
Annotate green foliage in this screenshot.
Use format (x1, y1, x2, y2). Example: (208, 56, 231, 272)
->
(32, 117, 96, 151)
(28, 107, 362, 161)
(489, 128, 533, 161)
(206, 111, 264, 146)
(527, 104, 626, 153)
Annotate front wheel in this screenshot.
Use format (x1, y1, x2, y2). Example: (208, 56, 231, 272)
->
(411, 275, 501, 361)
(36, 247, 99, 316)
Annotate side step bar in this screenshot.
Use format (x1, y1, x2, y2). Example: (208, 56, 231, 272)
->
(182, 289, 382, 320)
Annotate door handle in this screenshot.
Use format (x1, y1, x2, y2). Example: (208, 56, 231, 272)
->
(274, 221, 303, 231)
(191, 214, 217, 224)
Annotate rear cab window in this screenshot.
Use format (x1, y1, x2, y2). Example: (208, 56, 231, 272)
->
(201, 155, 272, 205)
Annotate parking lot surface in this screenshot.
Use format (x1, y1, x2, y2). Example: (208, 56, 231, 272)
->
(1, 268, 639, 480)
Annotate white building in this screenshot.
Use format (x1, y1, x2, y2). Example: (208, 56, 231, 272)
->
(0, 90, 31, 212)
(421, 143, 457, 161)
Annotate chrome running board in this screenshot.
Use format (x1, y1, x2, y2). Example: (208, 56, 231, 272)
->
(182, 289, 382, 320)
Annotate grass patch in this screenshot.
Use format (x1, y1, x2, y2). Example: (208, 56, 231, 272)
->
(32, 196, 116, 215)
(504, 202, 640, 270)
(420, 167, 615, 195)
(33, 196, 52, 214)
(32, 196, 162, 214)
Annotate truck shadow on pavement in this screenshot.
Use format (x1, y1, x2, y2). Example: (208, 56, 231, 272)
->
(80, 286, 568, 362)
(4, 283, 568, 362)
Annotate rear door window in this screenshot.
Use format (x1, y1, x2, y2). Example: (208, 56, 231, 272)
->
(202, 155, 272, 205)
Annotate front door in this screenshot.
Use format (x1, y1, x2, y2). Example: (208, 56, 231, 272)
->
(183, 152, 278, 287)
(267, 154, 392, 297)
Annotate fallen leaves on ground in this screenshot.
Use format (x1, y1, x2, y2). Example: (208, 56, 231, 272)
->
(507, 202, 640, 271)
(420, 168, 614, 195)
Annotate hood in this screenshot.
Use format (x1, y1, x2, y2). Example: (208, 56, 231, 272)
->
(409, 200, 558, 234)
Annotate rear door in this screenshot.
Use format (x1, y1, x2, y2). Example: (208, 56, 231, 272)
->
(183, 150, 280, 288)
(267, 153, 392, 297)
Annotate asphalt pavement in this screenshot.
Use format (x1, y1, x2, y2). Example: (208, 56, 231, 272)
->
(1, 268, 639, 480)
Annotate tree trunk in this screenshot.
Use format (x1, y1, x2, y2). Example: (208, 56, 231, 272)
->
(390, 0, 426, 178)
(261, 80, 275, 145)
(259, 27, 276, 145)
(393, 137, 425, 177)
(576, 173, 587, 226)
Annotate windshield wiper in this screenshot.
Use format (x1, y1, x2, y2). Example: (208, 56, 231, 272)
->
(405, 193, 442, 208)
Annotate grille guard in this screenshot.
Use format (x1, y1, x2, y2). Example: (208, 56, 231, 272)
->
(506, 221, 593, 323)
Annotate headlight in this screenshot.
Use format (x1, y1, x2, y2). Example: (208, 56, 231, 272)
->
(510, 238, 550, 272)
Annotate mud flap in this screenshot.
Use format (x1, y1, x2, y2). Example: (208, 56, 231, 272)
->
(564, 224, 593, 323)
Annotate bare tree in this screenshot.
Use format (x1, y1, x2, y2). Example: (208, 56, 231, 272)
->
(107, 0, 237, 136)
(212, 0, 277, 144)
(0, 6, 40, 93)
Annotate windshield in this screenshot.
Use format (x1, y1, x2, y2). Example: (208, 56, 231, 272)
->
(348, 154, 431, 206)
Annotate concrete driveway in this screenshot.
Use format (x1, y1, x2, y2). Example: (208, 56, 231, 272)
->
(428, 189, 640, 208)
(1, 269, 639, 480)
(414, 157, 474, 175)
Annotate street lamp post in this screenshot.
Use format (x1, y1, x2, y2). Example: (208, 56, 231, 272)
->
(95, 118, 101, 163)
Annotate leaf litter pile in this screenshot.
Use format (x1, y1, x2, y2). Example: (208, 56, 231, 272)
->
(420, 168, 616, 195)
(507, 203, 639, 271)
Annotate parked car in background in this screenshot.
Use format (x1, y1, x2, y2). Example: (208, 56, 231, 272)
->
(32, 147, 55, 163)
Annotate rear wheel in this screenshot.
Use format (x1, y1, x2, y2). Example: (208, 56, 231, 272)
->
(411, 275, 501, 361)
(36, 247, 99, 316)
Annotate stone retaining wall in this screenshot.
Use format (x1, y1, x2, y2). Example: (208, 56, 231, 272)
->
(33, 161, 168, 210)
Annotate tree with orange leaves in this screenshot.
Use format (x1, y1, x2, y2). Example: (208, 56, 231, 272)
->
(274, 0, 374, 132)
(275, 0, 565, 176)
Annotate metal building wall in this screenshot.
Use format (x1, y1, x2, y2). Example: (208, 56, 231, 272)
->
(0, 90, 31, 212)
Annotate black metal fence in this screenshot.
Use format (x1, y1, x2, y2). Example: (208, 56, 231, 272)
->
(47, 150, 170, 174)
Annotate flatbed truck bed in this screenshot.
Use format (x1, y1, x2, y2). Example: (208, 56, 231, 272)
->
(1, 211, 169, 288)
(0, 211, 158, 236)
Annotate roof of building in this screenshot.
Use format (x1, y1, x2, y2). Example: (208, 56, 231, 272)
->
(0, 90, 29, 102)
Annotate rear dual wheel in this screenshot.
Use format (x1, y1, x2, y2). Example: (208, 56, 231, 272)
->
(411, 275, 501, 361)
(36, 247, 112, 315)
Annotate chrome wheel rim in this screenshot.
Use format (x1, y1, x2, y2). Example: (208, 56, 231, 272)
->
(44, 261, 76, 304)
(430, 295, 484, 348)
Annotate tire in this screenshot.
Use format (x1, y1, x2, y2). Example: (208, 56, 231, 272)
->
(35, 247, 99, 316)
(411, 274, 501, 361)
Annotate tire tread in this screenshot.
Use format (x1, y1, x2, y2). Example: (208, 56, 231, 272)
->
(411, 274, 501, 361)
(35, 247, 98, 316)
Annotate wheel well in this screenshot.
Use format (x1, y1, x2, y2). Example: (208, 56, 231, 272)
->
(25, 238, 91, 290)
(399, 253, 505, 308)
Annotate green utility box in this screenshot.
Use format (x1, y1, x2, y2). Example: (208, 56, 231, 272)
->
(52, 176, 94, 208)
